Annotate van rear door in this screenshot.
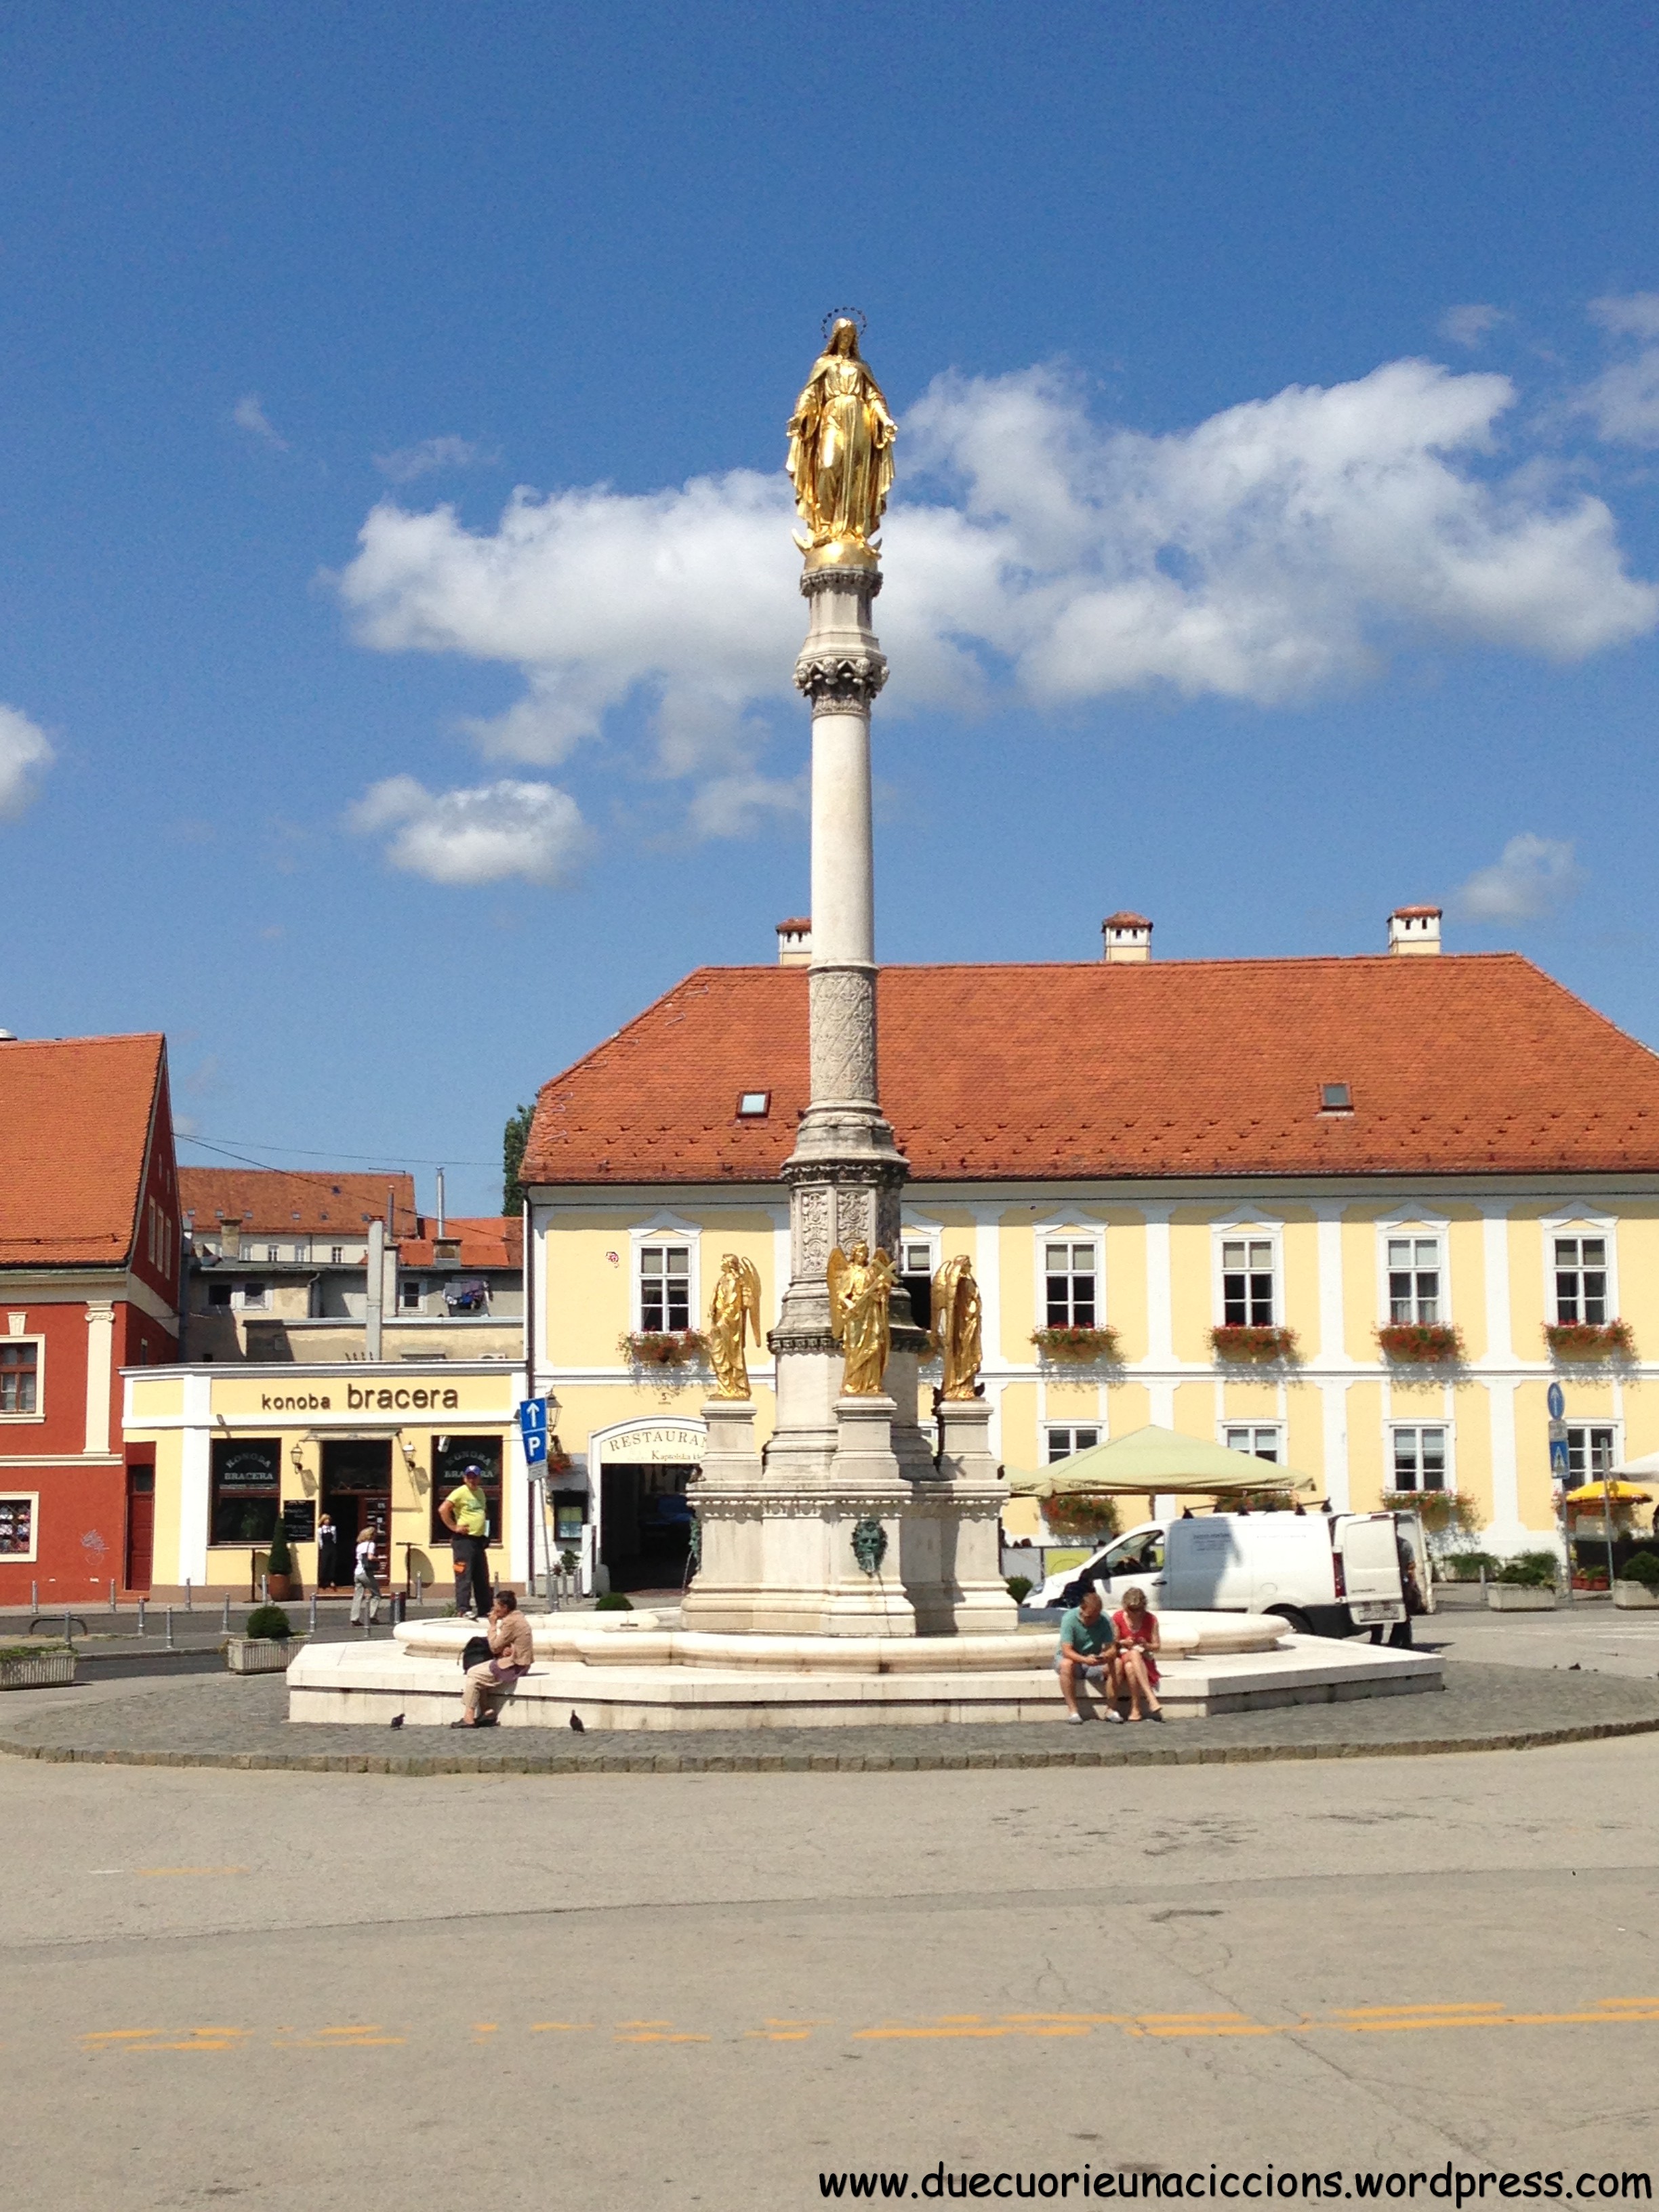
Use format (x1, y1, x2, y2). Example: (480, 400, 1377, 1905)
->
(1335, 1515, 1406, 1626)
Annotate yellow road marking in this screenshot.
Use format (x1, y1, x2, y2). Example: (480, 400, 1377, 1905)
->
(81, 2030, 163, 2044)
(615, 2031, 712, 2043)
(529, 2022, 594, 2033)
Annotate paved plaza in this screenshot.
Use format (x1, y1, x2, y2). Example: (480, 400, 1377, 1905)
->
(3, 1715, 1659, 2211)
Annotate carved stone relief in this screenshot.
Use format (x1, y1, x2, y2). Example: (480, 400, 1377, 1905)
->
(794, 1186, 834, 1278)
(809, 967, 878, 1103)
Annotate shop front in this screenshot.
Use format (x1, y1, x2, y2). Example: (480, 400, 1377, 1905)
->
(587, 1418, 706, 1595)
(121, 1362, 529, 1601)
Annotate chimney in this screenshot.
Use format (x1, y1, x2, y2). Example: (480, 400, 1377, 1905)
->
(776, 917, 813, 968)
(1101, 912, 1153, 964)
(1387, 905, 1442, 957)
(365, 1218, 384, 1361)
(218, 1212, 244, 1258)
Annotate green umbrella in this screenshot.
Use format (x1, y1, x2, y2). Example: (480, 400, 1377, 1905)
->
(1006, 1423, 1317, 1500)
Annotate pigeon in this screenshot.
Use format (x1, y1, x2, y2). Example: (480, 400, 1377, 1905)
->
(569, 1711, 586, 1733)
(389, 1713, 405, 1728)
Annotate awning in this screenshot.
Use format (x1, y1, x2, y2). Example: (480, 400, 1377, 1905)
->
(1613, 1449, 1659, 1478)
(1563, 1481, 1651, 1504)
(1006, 1423, 1318, 1500)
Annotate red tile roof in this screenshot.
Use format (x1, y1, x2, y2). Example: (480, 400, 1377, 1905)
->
(0, 1033, 165, 1267)
(400, 1217, 523, 1269)
(523, 956, 1659, 1185)
(179, 1168, 419, 1238)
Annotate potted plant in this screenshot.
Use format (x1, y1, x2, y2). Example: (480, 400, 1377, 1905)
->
(618, 1328, 709, 1368)
(1209, 1324, 1298, 1364)
(1381, 1490, 1477, 1546)
(1030, 1324, 1121, 1364)
(1614, 1550, 1659, 1610)
(1376, 1323, 1464, 1364)
(226, 1603, 304, 1674)
(1545, 1319, 1635, 1361)
(264, 1518, 296, 1601)
(1487, 1551, 1559, 1610)
(0, 1639, 75, 1690)
(1040, 1494, 1120, 1544)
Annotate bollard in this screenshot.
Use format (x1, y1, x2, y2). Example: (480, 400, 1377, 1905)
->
(165, 1607, 175, 1652)
(137, 1597, 146, 1637)
(261, 1575, 270, 1604)
(222, 1597, 231, 1634)
(63, 1611, 73, 1645)
(109, 1580, 117, 1614)
(308, 1594, 318, 1635)
(30, 1580, 37, 1612)
(184, 1579, 192, 1613)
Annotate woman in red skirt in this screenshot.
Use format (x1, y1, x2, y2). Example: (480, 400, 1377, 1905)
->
(1112, 1586, 1164, 1722)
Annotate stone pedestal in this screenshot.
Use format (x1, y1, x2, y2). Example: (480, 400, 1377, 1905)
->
(932, 1397, 1021, 1635)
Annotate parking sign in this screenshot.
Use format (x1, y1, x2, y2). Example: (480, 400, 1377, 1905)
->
(518, 1397, 549, 1467)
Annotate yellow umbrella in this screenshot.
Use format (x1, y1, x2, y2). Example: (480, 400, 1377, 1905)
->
(1563, 1481, 1651, 1504)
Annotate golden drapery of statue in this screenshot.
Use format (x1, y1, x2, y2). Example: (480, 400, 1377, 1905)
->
(707, 1254, 762, 1399)
(786, 319, 897, 564)
(827, 1241, 897, 1397)
(930, 1254, 983, 1400)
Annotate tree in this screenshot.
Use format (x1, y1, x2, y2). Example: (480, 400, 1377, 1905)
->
(502, 1102, 534, 1216)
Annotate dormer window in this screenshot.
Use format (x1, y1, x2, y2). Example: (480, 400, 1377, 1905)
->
(1321, 1083, 1352, 1112)
(737, 1091, 771, 1118)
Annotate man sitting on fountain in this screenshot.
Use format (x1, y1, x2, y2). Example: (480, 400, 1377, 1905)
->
(1054, 1588, 1122, 1724)
(453, 1588, 535, 1729)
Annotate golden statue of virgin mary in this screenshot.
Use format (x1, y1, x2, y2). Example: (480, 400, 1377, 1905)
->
(786, 319, 896, 565)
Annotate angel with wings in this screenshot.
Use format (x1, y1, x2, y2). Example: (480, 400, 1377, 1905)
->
(827, 1241, 897, 1397)
(707, 1253, 763, 1399)
(930, 1254, 983, 1400)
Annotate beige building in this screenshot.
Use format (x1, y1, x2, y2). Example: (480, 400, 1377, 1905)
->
(520, 908, 1659, 1589)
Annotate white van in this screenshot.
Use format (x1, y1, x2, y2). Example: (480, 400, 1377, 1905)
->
(1037, 1510, 1409, 1637)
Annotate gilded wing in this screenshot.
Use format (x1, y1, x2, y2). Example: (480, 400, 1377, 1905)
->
(930, 1254, 966, 1353)
(827, 1246, 850, 1343)
(737, 1256, 763, 1345)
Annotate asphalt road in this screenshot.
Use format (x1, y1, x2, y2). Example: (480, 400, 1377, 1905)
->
(4, 1734, 1659, 2211)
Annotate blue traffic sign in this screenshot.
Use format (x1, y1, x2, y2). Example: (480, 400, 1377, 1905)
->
(1549, 1437, 1571, 1477)
(1547, 1382, 1565, 1421)
(518, 1397, 550, 1466)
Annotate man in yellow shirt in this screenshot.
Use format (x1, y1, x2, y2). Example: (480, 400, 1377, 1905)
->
(438, 1462, 492, 1620)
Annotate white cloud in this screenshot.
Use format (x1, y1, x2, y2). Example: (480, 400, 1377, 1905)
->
(1455, 832, 1583, 923)
(0, 703, 54, 819)
(1439, 304, 1509, 349)
(333, 353, 1659, 830)
(687, 771, 806, 840)
(232, 393, 288, 449)
(346, 775, 588, 887)
(1576, 293, 1659, 447)
(373, 436, 495, 485)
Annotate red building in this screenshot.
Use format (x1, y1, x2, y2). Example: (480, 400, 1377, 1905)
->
(0, 1033, 180, 1601)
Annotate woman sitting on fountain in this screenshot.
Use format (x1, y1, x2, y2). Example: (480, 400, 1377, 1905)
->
(1112, 1587, 1165, 1723)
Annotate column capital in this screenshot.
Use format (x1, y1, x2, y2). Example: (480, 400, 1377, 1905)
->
(794, 647, 888, 708)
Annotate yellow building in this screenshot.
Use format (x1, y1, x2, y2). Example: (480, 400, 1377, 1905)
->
(521, 907, 1659, 1587)
(122, 1360, 531, 1602)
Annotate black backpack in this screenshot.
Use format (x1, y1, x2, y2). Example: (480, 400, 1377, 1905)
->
(460, 1635, 492, 1670)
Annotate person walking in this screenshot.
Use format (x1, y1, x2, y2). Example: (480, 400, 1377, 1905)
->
(349, 1523, 380, 1625)
(452, 1588, 535, 1728)
(438, 1461, 493, 1620)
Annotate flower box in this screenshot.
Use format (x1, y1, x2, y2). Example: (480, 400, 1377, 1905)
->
(0, 1646, 75, 1690)
(225, 1635, 305, 1675)
(1030, 1326, 1121, 1364)
(1487, 1584, 1557, 1611)
(1614, 1581, 1659, 1610)
(1545, 1320, 1635, 1361)
(618, 1330, 709, 1368)
(1377, 1324, 1464, 1364)
(1209, 1324, 1298, 1364)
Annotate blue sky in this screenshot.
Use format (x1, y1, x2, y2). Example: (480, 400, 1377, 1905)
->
(3, 1, 1658, 1216)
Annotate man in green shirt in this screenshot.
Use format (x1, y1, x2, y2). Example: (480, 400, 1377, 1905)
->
(1054, 1588, 1122, 1723)
(438, 1462, 493, 1620)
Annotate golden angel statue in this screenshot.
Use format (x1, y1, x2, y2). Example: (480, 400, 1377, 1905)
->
(707, 1253, 763, 1399)
(930, 1254, 983, 1400)
(786, 319, 897, 562)
(827, 1241, 897, 1397)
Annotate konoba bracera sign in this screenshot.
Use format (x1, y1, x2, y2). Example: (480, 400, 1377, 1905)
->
(203, 1370, 520, 1425)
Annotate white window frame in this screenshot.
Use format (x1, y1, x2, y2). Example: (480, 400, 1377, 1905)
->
(1375, 1212, 1452, 1330)
(0, 1491, 41, 1561)
(1563, 1422, 1621, 1486)
(1221, 1422, 1284, 1464)
(1212, 1216, 1282, 1330)
(234, 1282, 269, 1311)
(629, 1212, 702, 1338)
(1540, 1210, 1620, 1336)
(398, 1279, 426, 1313)
(1044, 1422, 1103, 1464)
(897, 1220, 941, 1336)
(1033, 1221, 1104, 1332)
(0, 1334, 45, 1423)
(1387, 1420, 1455, 1496)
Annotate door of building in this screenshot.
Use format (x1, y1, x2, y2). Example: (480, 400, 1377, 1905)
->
(321, 1439, 392, 1584)
(125, 1463, 155, 1593)
(599, 1461, 697, 1593)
